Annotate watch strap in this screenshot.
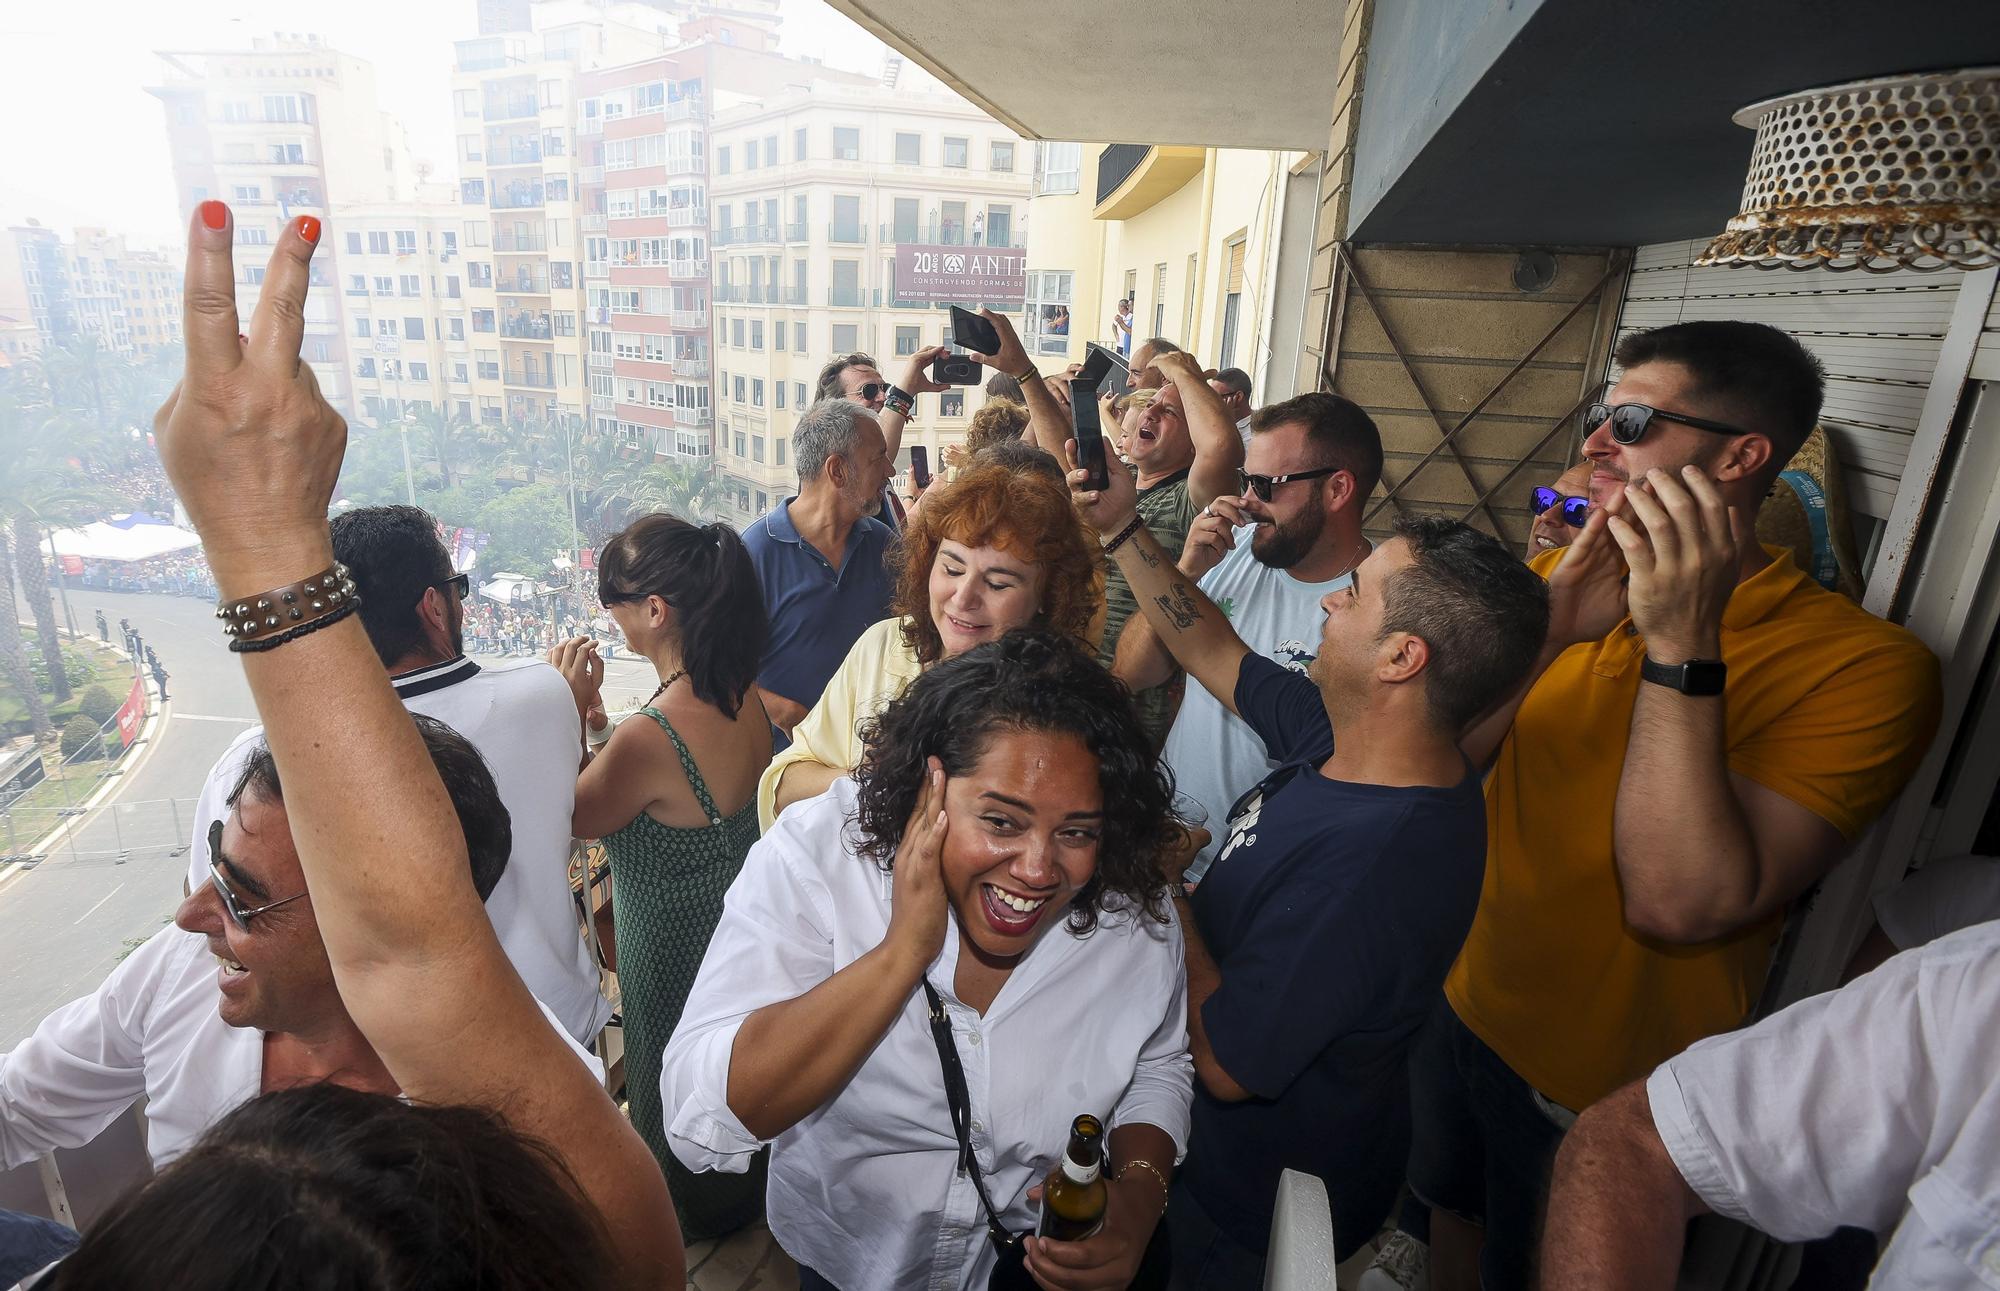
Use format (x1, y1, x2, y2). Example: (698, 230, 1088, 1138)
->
(1640, 655, 1727, 695)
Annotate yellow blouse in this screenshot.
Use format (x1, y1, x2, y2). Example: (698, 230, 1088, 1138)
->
(756, 617, 924, 831)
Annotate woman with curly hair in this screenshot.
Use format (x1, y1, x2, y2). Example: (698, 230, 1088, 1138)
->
(755, 461, 1103, 829)
(662, 630, 1192, 1291)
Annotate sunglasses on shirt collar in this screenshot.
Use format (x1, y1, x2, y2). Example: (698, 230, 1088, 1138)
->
(206, 819, 308, 931)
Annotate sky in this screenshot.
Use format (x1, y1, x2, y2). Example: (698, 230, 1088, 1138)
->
(0, 0, 888, 248)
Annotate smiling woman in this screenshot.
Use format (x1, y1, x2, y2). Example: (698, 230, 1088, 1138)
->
(661, 630, 1193, 1291)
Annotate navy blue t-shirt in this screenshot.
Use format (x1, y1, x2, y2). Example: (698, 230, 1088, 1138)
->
(741, 497, 895, 748)
(1179, 654, 1487, 1258)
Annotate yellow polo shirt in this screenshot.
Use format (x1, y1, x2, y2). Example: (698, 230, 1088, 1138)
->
(757, 617, 923, 832)
(1445, 547, 1941, 1110)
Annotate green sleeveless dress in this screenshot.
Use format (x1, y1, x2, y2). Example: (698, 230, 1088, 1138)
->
(602, 705, 767, 1240)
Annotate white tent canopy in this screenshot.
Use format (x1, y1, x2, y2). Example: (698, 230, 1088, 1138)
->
(478, 573, 546, 606)
(50, 514, 202, 563)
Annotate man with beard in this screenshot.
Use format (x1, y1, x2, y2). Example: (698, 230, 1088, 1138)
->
(1115, 392, 1382, 882)
(181, 506, 609, 1045)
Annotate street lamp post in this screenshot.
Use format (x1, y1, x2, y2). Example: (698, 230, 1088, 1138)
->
(395, 414, 419, 505)
(563, 413, 584, 624)
(42, 528, 77, 638)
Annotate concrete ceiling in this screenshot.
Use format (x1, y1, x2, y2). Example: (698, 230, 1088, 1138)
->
(826, 0, 1347, 150)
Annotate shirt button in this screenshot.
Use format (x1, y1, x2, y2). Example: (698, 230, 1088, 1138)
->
(968, 1032, 981, 1046)
(971, 1120, 983, 1134)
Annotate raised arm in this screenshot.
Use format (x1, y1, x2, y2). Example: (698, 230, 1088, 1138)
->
(972, 309, 1071, 459)
(1152, 351, 1245, 511)
(1112, 499, 1243, 693)
(880, 346, 951, 461)
(1068, 445, 1250, 716)
(154, 205, 680, 1288)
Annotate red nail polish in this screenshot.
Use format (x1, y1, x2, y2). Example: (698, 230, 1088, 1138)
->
(296, 215, 321, 244)
(199, 201, 228, 231)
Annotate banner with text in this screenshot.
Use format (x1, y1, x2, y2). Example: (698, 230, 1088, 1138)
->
(115, 675, 145, 749)
(893, 245, 1029, 305)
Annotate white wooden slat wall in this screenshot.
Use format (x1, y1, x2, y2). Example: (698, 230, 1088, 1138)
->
(1613, 239, 1967, 519)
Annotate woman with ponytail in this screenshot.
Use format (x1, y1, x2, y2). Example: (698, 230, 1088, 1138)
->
(548, 513, 771, 1241)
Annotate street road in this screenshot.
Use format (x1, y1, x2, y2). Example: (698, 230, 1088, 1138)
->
(0, 589, 656, 1048)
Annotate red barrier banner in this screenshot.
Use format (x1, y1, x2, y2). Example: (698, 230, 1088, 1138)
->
(114, 675, 145, 748)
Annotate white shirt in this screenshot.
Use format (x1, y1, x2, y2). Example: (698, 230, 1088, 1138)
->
(185, 656, 609, 1043)
(662, 780, 1193, 1291)
(1161, 526, 1353, 879)
(1875, 854, 2000, 952)
(1648, 921, 2000, 1289)
(0, 925, 603, 1170)
(1235, 415, 1253, 448)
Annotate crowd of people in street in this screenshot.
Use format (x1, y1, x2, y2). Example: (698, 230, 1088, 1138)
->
(68, 551, 216, 600)
(0, 205, 1988, 1291)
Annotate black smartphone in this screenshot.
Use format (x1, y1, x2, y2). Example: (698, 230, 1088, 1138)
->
(1070, 379, 1110, 492)
(909, 445, 931, 490)
(931, 352, 983, 385)
(1078, 341, 1128, 391)
(950, 305, 1001, 356)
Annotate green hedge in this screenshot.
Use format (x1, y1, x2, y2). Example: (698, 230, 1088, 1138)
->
(60, 713, 103, 761)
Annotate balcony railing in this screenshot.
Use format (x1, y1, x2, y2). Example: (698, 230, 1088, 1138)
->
(582, 212, 607, 232)
(490, 186, 546, 210)
(483, 97, 539, 122)
(580, 165, 604, 184)
(673, 358, 710, 379)
(881, 223, 921, 244)
(664, 98, 702, 122)
(673, 406, 713, 428)
(501, 315, 553, 340)
(828, 223, 865, 245)
(828, 287, 863, 307)
(670, 308, 707, 329)
(587, 351, 612, 370)
(585, 260, 608, 279)
(713, 285, 744, 303)
(667, 259, 707, 279)
(666, 157, 705, 176)
(784, 222, 808, 243)
(667, 206, 707, 227)
(499, 273, 551, 294)
(493, 231, 547, 252)
(775, 287, 806, 306)
(487, 143, 544, 167)
(504, 370, 556, 389)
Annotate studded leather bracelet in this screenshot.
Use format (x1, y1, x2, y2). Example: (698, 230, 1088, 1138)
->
(215, 563, 361, 653)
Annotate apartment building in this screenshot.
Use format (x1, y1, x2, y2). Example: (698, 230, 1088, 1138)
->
(577, 25, 867, 464)
(335, 185, 481, 430)
(1022, 145, 1317, 404)
(149, 34, 420, 412)
(704, 74, 1032, 524)
(0, 223, 185, 362)
(449, 9, 676, 436)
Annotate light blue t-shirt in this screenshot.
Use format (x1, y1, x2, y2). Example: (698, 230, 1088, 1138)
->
(1159, 526, 1356, 878)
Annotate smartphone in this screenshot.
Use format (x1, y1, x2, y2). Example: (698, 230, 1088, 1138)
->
(931, 352, 983, 385)
(1078, 341, 1128, 391)
(1070, 379, 1110, 492)
(909, 445, 931, 490)
(950, 305, 1001, 356)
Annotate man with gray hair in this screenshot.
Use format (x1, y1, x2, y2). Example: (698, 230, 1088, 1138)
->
(742, 398, 897, 747)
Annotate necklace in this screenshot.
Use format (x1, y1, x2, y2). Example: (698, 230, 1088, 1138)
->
(647, 668, 687, 705)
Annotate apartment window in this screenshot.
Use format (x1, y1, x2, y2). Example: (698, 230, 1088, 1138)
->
(448, 317, 465, 341)
(394, 230, 417, 255)
(1219, 239, 1246, 368)
(794, 323, 807, 353)
(473, 309, 495, 333)
(763, 136, 777, 166)
(792, 194, 807, 231)
(378, 319, 399, 338)
(991, 141, 1015, 172)
(745, 142, 759, 172)
(732, 318, 746, 348)
(752, 435, 766, 463)
(750, 320, 764, 350)
(368, 231, 390, 255)
(1153, 263, 1168, 337)
(943, 136, 969, 169)
(231, 185, 262, 204)
(716, 144, 731, 175)
(832, 127, 860, 161)
(347, 273, 367, 295)
(453, 362, 468, 384)
(400, 274, 421, 296)
(752, 379, 765, 408)
(776, 383, 787, 410)
(401, 317, 423, 341)
(734, 432, 747, 457)
(454, 89, 478, 118)
(894, 132, 921, 165)
(356, 357, 376, 378)
(353, 317, 372, 339)
(344, 232, 363, 255)
(1025, 270, 1075, 356)
(893, 197, 919, 243)
(894, 326, 919, 357)
(794, 127, 808, 160)
(940, 390, 965, 418)
(410, 362, 429, 382)
(374, 276, 395, 296)
(1034, 142, 1082, 196)
(446, 275, 461, 299)
(795, 381, 806, 408)
(832, 323, 858, 352)
(831, 196, 862, 244)
(734, 376, 746, 403)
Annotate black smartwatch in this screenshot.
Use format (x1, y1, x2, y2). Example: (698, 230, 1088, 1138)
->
(1640, 656, 1727, 696)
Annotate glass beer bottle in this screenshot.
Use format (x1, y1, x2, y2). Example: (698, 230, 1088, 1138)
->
(1037, 1114, 1108, 1241)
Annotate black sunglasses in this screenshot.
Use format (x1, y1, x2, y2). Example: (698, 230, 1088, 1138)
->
(856, 382, 886, 402)
(1582, 401, 1751, 445)
(206, 819, 308, 931)
(1238, 465, 1343, 504)
(433, 572, 469, 599)
(1531, 486, 1591, 528)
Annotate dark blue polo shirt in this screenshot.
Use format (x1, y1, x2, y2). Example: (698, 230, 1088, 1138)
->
(1178, 655, 1486, 1258)
(742, 497, 895, 740)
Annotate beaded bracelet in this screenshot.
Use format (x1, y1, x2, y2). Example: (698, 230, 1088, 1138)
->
(1101, 516, 1144, 556)
(883, 384, 916, 417)
(216, 563, 359, 650)
(227, 597, 360, 653)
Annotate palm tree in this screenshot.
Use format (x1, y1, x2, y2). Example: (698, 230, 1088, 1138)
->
(623, 460, 715, 524)
(401, 405, 486, 493)
(0, 384, 94, 704)
(493, 412, 554, 485)
(0, 524, 50, 739)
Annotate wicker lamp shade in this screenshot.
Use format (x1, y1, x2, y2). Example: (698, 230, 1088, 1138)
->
(1698, 68, 1999, 273)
